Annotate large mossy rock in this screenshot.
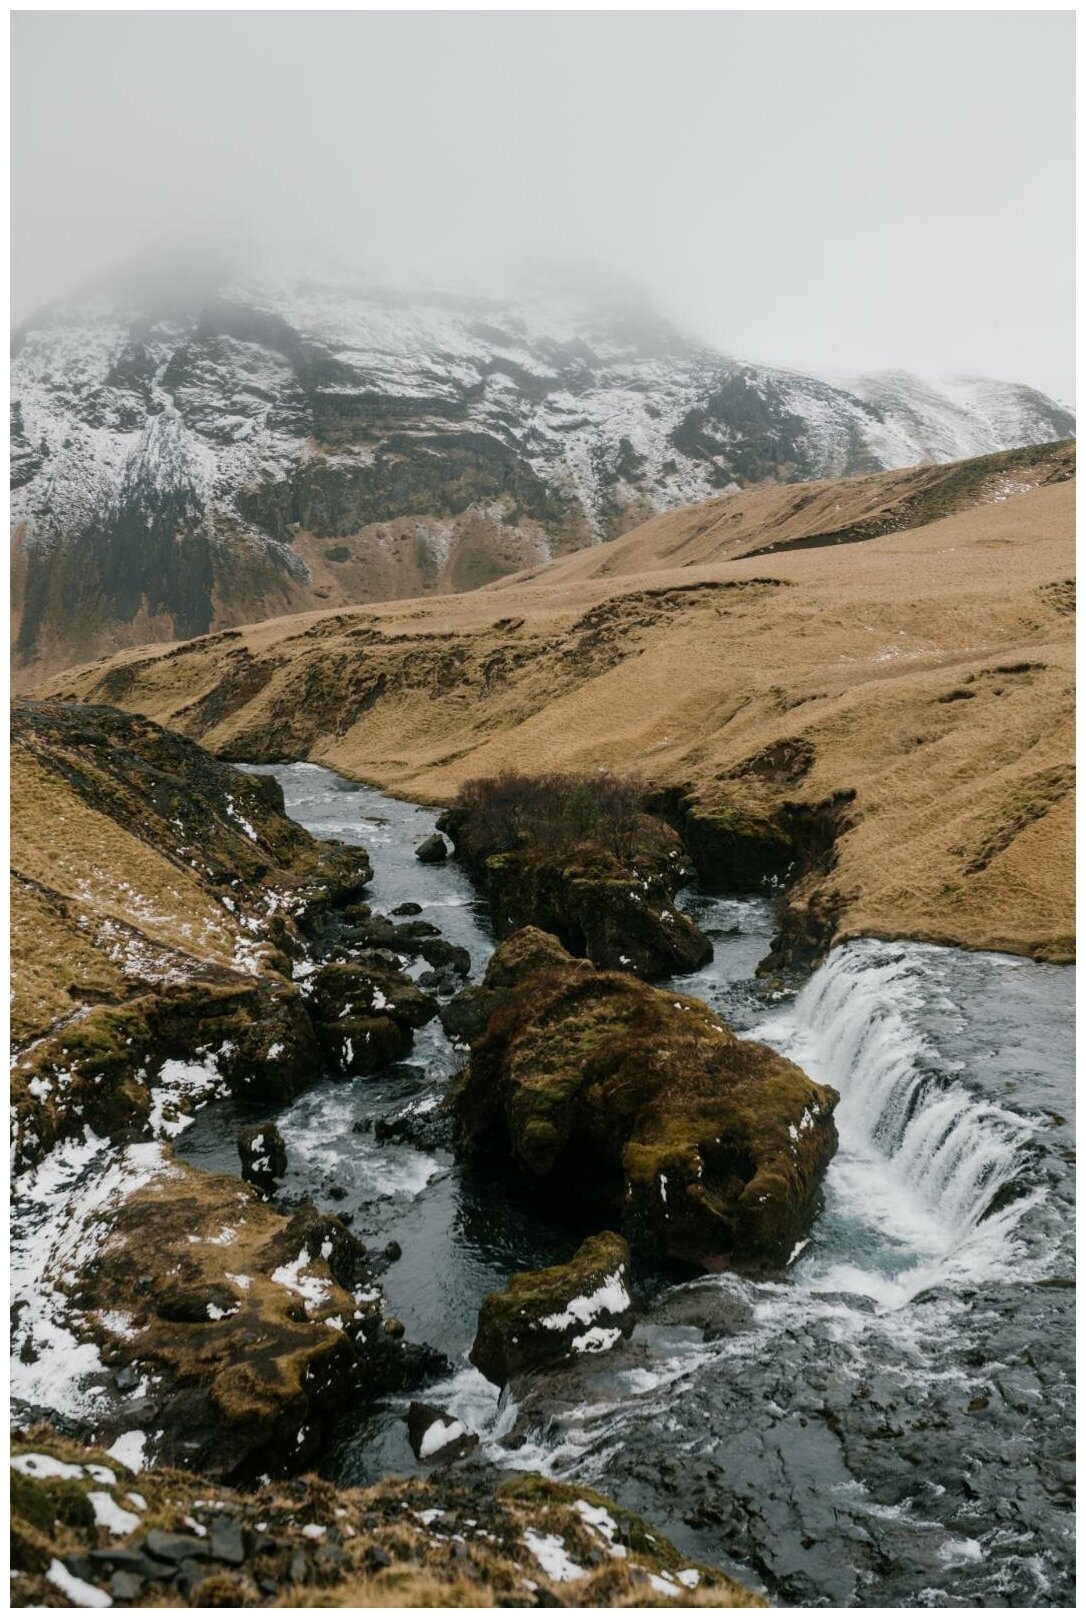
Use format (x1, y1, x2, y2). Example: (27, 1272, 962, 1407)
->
(73, 1157, 399, 1481)
(451, 929, 838, 1272)
(438, 786, 711, 980)
(471, 1232, 636, 1386)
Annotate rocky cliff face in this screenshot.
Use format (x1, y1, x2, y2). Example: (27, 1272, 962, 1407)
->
(11, 265, 1074, 681)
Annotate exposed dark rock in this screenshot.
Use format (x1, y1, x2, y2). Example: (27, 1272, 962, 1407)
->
(416, 832, 450, 863)
(238, 1123, 288, 1191)
(472, 1233, 636, 1387)
(407, 1401, 480, 1464)
(440, 773, 710, 979)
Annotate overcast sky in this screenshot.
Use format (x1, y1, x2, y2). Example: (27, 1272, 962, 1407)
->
(11, 9, 1075, 400)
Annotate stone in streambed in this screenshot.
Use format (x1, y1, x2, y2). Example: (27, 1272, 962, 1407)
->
(305, 960, 437, 1076)
(306, 961, 437, 1029)
(238, 1122, 287, 1190)
(415, 833, 450, 863)
(471, 1232, 636, 1387)
(406, 1401, 479, 1464)
(320, 1015, 412, 1076)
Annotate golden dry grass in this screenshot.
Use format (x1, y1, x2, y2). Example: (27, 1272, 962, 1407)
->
(48, 469, 1075, 962)
(9, 739, 247, 1047)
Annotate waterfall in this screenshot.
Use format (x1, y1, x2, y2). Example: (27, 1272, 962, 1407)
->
(756, 940, 1037, 1249)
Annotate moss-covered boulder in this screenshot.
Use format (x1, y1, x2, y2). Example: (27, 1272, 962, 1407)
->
(439, 773, 711, 979)
(452, 930, 838, 1272)
(71, 1157, 398, 1481)
(471, 1232, 636, 1387)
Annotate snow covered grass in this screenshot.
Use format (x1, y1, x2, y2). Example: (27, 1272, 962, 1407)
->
(10, 1136, 173, 1425)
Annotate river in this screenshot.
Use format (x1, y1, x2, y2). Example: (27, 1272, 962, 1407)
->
(177, 763, 1075, 1607)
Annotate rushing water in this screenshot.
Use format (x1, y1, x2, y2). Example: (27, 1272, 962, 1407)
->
(178, 763, 1075, 1607)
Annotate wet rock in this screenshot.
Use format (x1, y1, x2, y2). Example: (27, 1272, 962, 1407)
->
(472, 1232, 636, 1386)
(416, 833, 450, 863)
(392, 901, 423, 916)
(384, 1240, 402, 1262)
(407, 1400, 480, 1464)
(319, 1014, 413, 1075)
(418, 937, 472, 976)
(307, 959, 437, 1030)
(454, 929, 838, 1271)
(237, 1122, 288, 1190)
(216, 978, 322, 1107)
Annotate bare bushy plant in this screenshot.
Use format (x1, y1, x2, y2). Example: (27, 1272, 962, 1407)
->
(451, 770, 648, 863)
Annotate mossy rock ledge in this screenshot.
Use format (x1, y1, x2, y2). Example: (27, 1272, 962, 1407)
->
(438, 802, 711, 980)
(472, 1232, 636, 1386)
(56, 1156, 404, 1482)
(450, 929, 839, 1272)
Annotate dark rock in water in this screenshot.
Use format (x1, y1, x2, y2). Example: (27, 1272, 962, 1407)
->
(471, 1232, 636, 1387)
(215, 978, 322, 1106)
(319, 1014, 412, 1076)
(418, 937, 472, 976)
(307, 960, 437, 1030)
(453, 928, 838, 1272)
(392, 901, 423, 915)
(305, 959, 436, 1075)
(384, 1240, 402, 1262)
(416, 833, 450, 863)
(439, 783, 710, 979)
(238, 1122, 288, 1190)
(407, 1401, 480, 1464)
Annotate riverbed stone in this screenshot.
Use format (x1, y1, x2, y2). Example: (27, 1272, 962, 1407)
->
(407, 1401, 480, 1464)
(453, 929, 838, 1272)
(238, 1122, 288, 1190)
(416, 833, 450, 863)
(471, 1233, 636, 1386)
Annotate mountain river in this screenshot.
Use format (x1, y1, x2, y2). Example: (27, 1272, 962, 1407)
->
(178, 763, 1076, 1607)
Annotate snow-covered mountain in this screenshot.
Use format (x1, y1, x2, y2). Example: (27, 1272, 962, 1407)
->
(10, 266, 1074, 680)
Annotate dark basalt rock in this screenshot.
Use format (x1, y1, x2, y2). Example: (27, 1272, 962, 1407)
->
(407, 1401, 480, 1464)
(416, 833, 450, 863)
(306, 960, 437, 1029)
(304, 960, 437, 1076)
(238, 1122, 288, 1191)
(471, 1232, 636, 1387)
(318, 1014, 412, 1076)
(452, 929, 838, 1272)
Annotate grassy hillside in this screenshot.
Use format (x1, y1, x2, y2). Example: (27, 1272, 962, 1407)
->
(47, 445, 1075, 964)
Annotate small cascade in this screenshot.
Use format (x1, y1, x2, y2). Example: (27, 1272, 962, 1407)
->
(757, 940, 1036, 1245)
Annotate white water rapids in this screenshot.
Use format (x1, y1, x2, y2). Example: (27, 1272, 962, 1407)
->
(172, 766, 1074, 1605)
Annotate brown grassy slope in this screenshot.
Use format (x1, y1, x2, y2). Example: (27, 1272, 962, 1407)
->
(512, 438, 1075, 582)
(48, 468, 1075, 962)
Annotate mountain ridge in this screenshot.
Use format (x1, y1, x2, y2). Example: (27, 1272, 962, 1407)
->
(11, 268, 1075, 683)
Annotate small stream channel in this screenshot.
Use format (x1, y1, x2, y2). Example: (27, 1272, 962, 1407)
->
(177, 763, 1075, 1608)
